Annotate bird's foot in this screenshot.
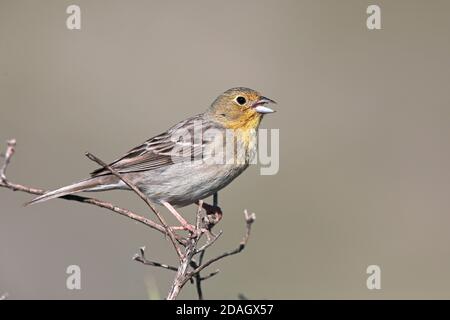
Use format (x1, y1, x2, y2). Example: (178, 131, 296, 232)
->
(196, 201, 223, 229)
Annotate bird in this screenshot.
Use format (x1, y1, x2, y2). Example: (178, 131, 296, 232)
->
(27, 87, 276, 228)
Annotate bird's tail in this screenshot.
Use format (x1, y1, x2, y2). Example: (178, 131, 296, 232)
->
(25, 176, 116, 206)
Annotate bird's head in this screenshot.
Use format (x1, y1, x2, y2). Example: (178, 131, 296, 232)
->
(207, 87, 276, 129)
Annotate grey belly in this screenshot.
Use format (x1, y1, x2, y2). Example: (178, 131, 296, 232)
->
(131, 162, 248, 207)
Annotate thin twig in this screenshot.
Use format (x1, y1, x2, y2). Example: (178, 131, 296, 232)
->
(0, 139, 257, 300)
(192, 251, 206, 300)
(200, 269, 220, 281)
(0, 141, 176, 238)
(182, 210, 255, 287)
(194, 201, 207, 299)
(166, 237, 198, 300)
(195, 230, 223, 253)
(0, 139, 15, 182)
(132, 246, 178, 271)
(168, 210, 255, 299)
(0, 181, 173, 236)
(85, 152, 183, 259)
(196, 200, 203, 230)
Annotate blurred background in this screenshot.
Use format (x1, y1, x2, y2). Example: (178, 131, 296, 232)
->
(1, 0, 450, 299)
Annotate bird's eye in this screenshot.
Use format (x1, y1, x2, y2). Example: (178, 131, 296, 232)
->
(235, 96, 247, 105)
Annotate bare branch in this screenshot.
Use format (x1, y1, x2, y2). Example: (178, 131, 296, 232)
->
(166, 237, 198, 300)
(167, 210, 256, 299)
(0, 141, 175, 238)
(195, 230, 223, 253)
(182, 210, 255, 286)
(1, 140, 256, 300)
(200, 269, 220, 281)
(0, 139, 15, 182)
(191, 251, 206, 300)
(85, 152, 183, 259)
(132, 246, 178, 271)
(195, 200, 203, 230)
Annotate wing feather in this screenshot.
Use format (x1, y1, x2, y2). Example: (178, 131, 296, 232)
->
(90, 115, 216, 176)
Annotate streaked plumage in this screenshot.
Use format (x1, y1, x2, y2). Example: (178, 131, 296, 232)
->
(27, 87, 276, 207)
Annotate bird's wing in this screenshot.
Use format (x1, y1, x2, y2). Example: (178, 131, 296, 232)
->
(90, 115, 216, 176)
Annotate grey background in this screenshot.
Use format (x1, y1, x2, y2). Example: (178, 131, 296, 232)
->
(1, 0, 450, 299)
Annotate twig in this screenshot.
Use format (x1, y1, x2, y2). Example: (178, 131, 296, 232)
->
(0, 141, 175, 238)
(195, 230, 223, 253)
(0, 139, 256, 300)
(0, 139, 15, 182)
(85, 152, 183, 259)
(200, 269, 220, 281)
(166, 236, 199, 300)
(169, 198, 219, 300)
(191, 251, 206, 300)
(132, 246, 178, 271)
(183, 210, 255, 286)
(193, 201, 206, 299)
(167, 209, 256, 299)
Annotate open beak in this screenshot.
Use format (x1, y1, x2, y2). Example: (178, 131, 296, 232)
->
(252, 96, 277, 114)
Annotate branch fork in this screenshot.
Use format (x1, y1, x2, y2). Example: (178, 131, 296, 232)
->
(0, 139, 256, 300)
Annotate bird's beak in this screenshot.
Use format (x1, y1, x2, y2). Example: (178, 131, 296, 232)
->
(252, 96, 277, 114)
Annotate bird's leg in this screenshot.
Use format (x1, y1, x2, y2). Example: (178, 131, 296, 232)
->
(213, 192, 218, 207)
(161, 201, 195, 233)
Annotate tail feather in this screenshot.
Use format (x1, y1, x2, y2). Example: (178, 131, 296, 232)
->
(25, 177, 112, 206)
